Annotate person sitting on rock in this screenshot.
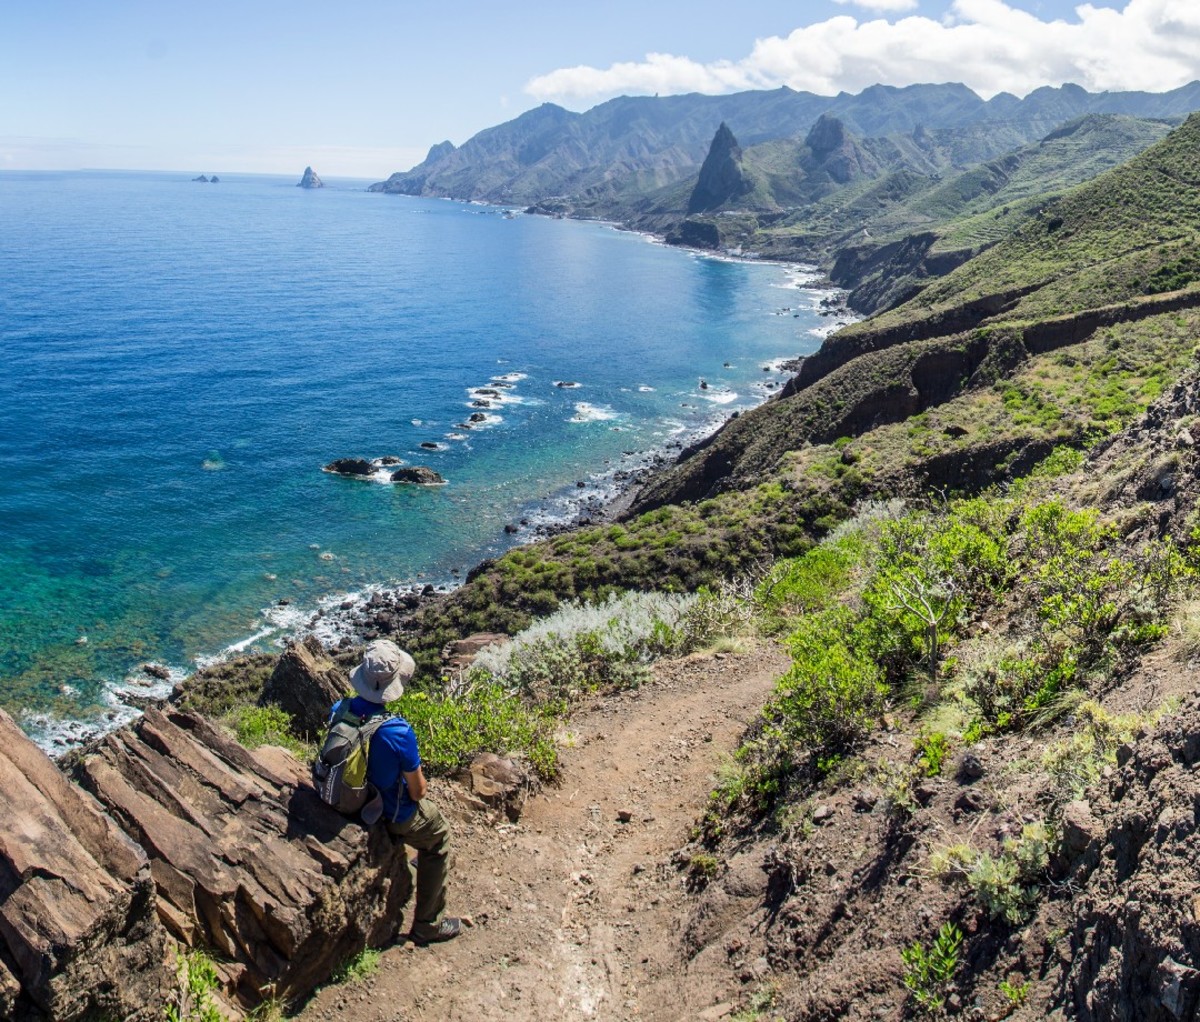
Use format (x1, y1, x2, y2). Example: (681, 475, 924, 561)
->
(332, 639, 461, 944)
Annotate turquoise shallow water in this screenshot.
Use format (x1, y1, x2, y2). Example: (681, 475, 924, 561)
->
(0, 170, 834, 749)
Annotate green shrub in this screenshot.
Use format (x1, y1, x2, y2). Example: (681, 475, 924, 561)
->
(165, 949, 225, 1022)
(687, 853, 720, 887)
(225, 704, 313, 759)
(965, 823, 1050, 925)
(395, 682, 562, 780)
(1000, 977, 1031, 1006)
(914, 730, 951, 778)
(769, 606, 886, 755)
(331, 947, 381, 984)
(754, 534, 864, 630)
(902, 922, 963, 1014)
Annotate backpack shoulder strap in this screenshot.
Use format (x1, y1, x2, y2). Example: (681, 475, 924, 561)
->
(358, 714, 392, 741)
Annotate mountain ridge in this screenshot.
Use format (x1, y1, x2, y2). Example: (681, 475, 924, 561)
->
(370, 80, 1200, 209)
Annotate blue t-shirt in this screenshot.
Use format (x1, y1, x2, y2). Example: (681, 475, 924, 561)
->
(332, 697, 422, 823)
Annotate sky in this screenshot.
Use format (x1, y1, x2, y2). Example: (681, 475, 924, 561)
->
(1, 0, 1197, 178)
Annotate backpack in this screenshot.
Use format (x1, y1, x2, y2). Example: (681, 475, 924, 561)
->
(311, 703, 390, 821)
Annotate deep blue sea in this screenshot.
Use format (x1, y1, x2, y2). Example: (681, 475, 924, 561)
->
(0, 170, 837, 751)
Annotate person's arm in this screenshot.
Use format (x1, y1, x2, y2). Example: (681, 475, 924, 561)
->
(403, 765, 428, 802)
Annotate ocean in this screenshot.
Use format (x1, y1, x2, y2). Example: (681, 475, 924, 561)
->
(0, 170, 839, 752)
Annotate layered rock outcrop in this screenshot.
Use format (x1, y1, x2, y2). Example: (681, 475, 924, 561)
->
(73, 708, 414, 1011)
(0, 710, 167, 1020)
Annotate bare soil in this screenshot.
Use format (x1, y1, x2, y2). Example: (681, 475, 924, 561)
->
(296, 646, 787, 1022)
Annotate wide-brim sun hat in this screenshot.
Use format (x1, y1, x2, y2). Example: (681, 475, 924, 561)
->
(349, 639, 415, 703)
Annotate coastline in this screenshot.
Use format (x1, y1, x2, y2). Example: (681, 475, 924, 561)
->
(18, 202, 855, 757)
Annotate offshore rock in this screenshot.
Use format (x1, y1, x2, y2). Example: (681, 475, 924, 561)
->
(75, 708, 414, 1012)
(391, 466, 445, 485)
(260, 636, 349, 737)
(323, 457, 374, 477)
(0, 710, 167, 1021)
(297, 166, 324, 189)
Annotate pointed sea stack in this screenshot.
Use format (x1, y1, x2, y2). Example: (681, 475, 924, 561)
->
(297, 166, 324, 189)
(686, 122, 754, 215)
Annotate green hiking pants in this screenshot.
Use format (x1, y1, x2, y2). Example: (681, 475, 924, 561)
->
(386, 798, 452, 938)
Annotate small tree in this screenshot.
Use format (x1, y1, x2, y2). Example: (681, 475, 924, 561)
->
(877, 573, 959, 689)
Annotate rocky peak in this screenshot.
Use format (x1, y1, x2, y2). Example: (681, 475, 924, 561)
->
(297, 166, 324, 189)
(805, 113, 849, 157)
(687, 122, 754, 215)
(426, 140, 456, 164)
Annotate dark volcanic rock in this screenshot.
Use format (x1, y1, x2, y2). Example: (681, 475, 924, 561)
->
(209, 175, 220, 183)
(260, 635, 348, 737)
(297, 166, 324, 189)
(192, 175, 209, 183)
(687, 122, 754, 215)
(323, 458, 374, 477)
(0, 710, 167, 1020)
(666, 218, 722, 250)
(392, 466, 445, 485)
(1045, 694, 1200, 1019)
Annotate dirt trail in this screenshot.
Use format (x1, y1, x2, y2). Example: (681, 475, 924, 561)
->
(296, 647, 785, 1022)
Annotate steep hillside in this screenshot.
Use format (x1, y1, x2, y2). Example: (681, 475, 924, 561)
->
(869, 112, 1200, 330)
(668, 114, 1174, 310)
(621, 114, 1200, 516)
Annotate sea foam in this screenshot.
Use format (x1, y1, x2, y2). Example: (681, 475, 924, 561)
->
(569, 402, 619, 423)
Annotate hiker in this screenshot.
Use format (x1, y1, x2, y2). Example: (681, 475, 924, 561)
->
(332, 639, 461, 944)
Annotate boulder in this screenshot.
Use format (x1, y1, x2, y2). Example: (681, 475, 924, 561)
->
(1061, 799, 1103, 857)
(323, 458, 374, 477)
(75, 708, 414, 1012)
(467, 752, 533, 821)
(391, 466, 445, 485)
(0, 710, 167, 1020)
(260, 636, 349, 737)
(441, 632, 510, 674)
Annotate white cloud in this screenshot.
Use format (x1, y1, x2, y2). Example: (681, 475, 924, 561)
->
(833, 0, 919, 12)
(525, 0, 1200, 105)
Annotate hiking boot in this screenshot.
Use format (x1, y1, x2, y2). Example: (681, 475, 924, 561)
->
(412, 917, 461, 945)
